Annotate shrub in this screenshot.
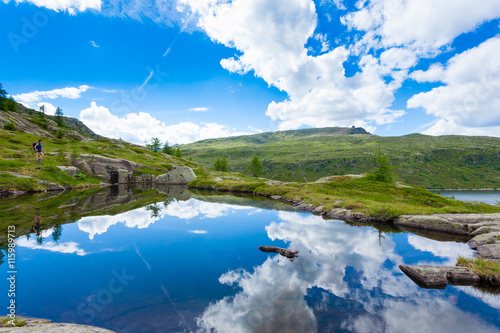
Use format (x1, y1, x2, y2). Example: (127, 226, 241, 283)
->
(70, 151, 80, 159)
(55, 129, 64, 139)
(3, 122, 17, 131)
(163, 164, 173, 171)
(75, 172, 87, 180)
(214, 157, 230, 172)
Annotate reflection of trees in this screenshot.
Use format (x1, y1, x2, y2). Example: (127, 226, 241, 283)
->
(52, 225, 62, 242)
(146, 204, 162, 218)
(36, 235, 44, 245)
(163, 198, 174, 208)
(0, 243, 7, 266)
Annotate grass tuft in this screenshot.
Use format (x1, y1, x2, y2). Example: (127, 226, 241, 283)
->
(457, 256, 500, 284)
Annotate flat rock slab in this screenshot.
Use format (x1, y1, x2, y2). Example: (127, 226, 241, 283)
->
(469, 232, 500, 249)
(0, 317, 115, 332)
(400, 265, 480, 288)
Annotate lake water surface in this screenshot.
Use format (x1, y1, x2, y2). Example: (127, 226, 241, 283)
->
(1, 187, 499, 333)
(434, 190, 500, 205)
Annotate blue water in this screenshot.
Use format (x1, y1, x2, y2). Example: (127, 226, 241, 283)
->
(2, 194, 500, 333)
(434, 190, 500, 206)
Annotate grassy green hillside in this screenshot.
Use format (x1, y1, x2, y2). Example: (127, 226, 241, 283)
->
(180, 128, 500, 189)
(0, 109, 202, 192)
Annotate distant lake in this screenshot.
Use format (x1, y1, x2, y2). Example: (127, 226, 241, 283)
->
(434, 190, 500, 205)
(1, 187, 499, 333)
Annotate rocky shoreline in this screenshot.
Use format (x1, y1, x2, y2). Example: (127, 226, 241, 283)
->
(190, 185, 500, 288)
(0, 316, 115, 332)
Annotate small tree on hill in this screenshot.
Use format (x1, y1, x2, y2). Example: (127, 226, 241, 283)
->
(5, 97, 17, 112)
(147, 137, 162, 152)
(250, 155, 264, 177)
(162, 141, 173, 155)
(366, 146, 394, 183)
(0, 83, 8, 110)
(39, 105, 45, 118)
(214, 157, 230, 172)
(174, 147, 182, 158)
(54, 107, 64, 126)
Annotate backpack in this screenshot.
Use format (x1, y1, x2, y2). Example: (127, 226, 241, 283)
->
(32, 142, 37, 150)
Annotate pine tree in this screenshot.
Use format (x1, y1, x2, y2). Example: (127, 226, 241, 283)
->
(174, 147, 183, 158)
(250, 155, 264, 177)
(0, 83, 8, 110)
(214, 157, 230, 172)
(162, 141, 173, 155)
(5, 97, 17, 112)
(147, 137, 162, 152)
(55, 107, 64, 126)
(39, 105, 45, 118)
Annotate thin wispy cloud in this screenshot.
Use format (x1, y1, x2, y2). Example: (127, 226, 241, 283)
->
(189, 107, 208, 112)
(89, 40, 100, 48)
(188, 230, 208, 234)
(138, 70, 154, 93)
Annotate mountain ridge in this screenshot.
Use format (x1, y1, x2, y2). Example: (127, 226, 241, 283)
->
(180, 127, 500, 189)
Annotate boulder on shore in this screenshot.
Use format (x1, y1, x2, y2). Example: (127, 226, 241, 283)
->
(156, 167, 197, 185)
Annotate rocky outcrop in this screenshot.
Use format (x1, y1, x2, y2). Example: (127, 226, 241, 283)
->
(69, 155, 197, 186)
(74, 154, 140, 184)
(156, 167, 197, 185)
(0, 110, 53, 137)
(399, 265, 480, 288)
(396, 214, 500, 288)
(56, 166, 80, 177)
(394, 213, 500, 236)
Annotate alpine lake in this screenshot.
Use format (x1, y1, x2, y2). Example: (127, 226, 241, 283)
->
(1, 186, 499, 333)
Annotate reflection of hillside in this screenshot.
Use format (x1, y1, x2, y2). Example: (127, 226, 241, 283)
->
(0, 185, 192, 265)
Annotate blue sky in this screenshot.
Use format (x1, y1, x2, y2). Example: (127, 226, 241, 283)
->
(1, 0, 500, 144)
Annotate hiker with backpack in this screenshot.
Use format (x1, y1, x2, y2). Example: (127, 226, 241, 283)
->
(33, 139, 44, 162)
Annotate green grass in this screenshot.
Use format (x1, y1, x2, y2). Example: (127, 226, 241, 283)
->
(0, 113, 198, 192)
(457, 256, 500, 284)
(188, 175, 500, 218)
(180, 128, 500, 189)
(0, 317, 26, 327)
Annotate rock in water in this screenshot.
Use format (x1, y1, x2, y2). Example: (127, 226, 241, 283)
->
(258, 246, 299, 262)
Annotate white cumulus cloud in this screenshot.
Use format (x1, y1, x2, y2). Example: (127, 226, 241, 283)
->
(408, 37, 500, 136)
(342, 0, 500, 52)
(79, 101, 255, 144)
(178, 0, 407, 132)
(13, 85, 91, 106)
